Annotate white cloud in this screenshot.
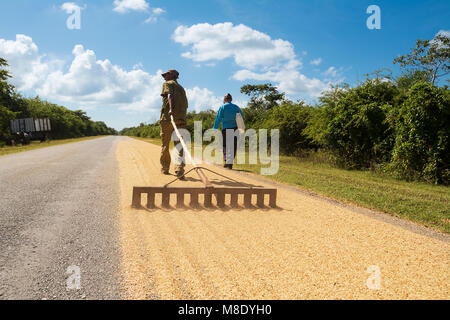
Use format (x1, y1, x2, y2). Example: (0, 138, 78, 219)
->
(323, 66, 338, 78)
(186, 87, 223, 112)
(173, 22, 296, 70)
(112, 1, 165, 23)
(152, 7, 165, 15)
(310, 58, 322, 66)
(0, 34, 63, 92)
(233, 68, 328, 98)
(173, 22, 331, 98)
(322, 66, 345, 79)
(186, 88, 247, 113)
(61, 2, 83, 14)
(113, 0, 149, 13)
(436, 30, 450, 38)
(0, 34, 226, 114)
(145, 7, 165, 23)
(433, 30, 450, 48)
(37, 44, 164, 111)
(321, 66, 345, 85)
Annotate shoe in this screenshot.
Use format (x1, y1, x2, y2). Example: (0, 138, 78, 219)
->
(161, 169, 170, 175)
(175, 170, 186, 181)
(225, 164, 233, 170)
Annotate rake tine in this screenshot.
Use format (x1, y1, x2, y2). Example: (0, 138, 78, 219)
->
(176, 192, 185, 208)
(132, 187, 142, 208)
(204, 190, 213, 208)
(216, 190, 225, 208)
(190, 191, 200, 208)
(256, 191, 265, 208)
(230, 193, 239, 208)
(146, 192, 156, 209)
(162, 191, 171, 209)
(244, 191, 252, 208)
(269, 190, 277, 208)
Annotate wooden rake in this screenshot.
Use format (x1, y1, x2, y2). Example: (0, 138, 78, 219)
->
(132, 116, 277, 210)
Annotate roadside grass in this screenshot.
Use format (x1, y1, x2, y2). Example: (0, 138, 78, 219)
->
(0, 136, 107, 156)
(130, 136, 450, 234)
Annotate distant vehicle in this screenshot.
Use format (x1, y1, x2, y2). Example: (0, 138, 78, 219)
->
(10, 118, 52, 145)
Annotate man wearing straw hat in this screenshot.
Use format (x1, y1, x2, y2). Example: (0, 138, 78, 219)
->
(160, 69, 188, 179)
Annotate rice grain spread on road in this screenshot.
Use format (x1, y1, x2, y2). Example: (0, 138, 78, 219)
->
(117, 137, 449, 300)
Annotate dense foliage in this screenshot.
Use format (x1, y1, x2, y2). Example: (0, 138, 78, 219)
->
(121, 122, 160, 139)
(389, 82, 449, 184)
(0, 58, 116, 144)
(306, 80, 399, 169)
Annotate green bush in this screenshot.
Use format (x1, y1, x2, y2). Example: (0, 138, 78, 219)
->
(0, 105, 16, 141)
(389, 82, 449, 184)
(186, 110, 216, 135)
(261, 102, 316, 154)
(307, 80, 398, 169)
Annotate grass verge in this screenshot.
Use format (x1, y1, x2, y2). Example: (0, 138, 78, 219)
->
(0, 136, 107, 156)
(130, 136, 450, 234)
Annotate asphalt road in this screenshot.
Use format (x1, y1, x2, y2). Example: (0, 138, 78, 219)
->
(0, 137, 122, 299)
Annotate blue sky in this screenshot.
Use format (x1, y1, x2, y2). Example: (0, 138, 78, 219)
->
(0, 0, 448, 130)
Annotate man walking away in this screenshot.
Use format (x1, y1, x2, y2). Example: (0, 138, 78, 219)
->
(213, 94, 243, 170)
(160, 69, 188, 179)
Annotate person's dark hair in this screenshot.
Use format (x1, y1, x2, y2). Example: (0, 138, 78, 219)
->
(224, 93, 232, 101)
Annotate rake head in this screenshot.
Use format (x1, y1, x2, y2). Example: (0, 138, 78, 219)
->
(132, 186, 277, 209)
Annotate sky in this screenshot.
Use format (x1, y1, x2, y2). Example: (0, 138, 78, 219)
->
(0, 0, 448, 130)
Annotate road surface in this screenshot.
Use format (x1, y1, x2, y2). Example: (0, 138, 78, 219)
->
(0, 137, 121, 299)
(0, 136, 449, 299)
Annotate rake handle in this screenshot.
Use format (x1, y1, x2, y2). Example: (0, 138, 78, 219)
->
(170, 116, 212, 188)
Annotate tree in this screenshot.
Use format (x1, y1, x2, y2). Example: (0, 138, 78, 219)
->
(390, 81, 449, 184)
(240, 83, 285, 111)
(306, 80, 398, 169)
(261, 101, 316, 154)
(0, 58, 15, 107)
(0, 58, 16, 142)
(393, 33, 450, 85)
(395, 70, 433, 91)
(186, 110, 216, 135)
(0, 105, 16, 142)
(0, 58, 12, 87)
(306, 84, 349, 147)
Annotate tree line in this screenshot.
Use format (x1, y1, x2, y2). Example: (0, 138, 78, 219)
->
(0, 58, 117, 145)
(121, 35, 449, 185)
